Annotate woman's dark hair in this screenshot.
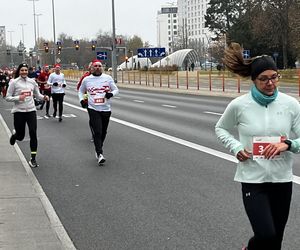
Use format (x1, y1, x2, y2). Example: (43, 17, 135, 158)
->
(223, 43, 277, 80)
(14, 63, 29, 78)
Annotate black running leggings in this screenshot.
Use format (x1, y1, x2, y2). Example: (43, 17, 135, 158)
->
(13, 111, 38, 152)
(242, 182, 292, 250)
(40, 90, 51, 113)
(87, 108, 111, 155)
(51, 93, 65, 117)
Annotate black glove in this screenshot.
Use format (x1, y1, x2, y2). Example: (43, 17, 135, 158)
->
(105, 92, 113, 99)
(53, 82, 58, 86)
(80, 100, 88, 108)
(62, 83, 66, 88)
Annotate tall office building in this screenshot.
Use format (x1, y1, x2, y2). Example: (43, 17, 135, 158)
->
(0, 26, 6, 47)
(177, 0, 210, 48)
(157, 1, 211, 55)
(157, 4, 178, 54)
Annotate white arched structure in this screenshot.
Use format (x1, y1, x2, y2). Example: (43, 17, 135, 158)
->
(151, 49, 199, 70)
(119, 55, 152, 70)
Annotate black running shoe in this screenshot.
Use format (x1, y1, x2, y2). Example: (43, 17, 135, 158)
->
(9, 130, 16, 145)
(28, 159, 39, 168)
(59, 117, 62, 122)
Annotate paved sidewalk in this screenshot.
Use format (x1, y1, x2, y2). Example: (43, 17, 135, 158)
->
(0, 115, 76, 250)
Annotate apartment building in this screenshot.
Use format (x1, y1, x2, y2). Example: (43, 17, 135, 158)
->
(157, 5, 179, 54)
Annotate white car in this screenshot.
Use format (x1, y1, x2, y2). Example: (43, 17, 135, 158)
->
(201, 62, 218, 70)
(107, 67, 123, 71)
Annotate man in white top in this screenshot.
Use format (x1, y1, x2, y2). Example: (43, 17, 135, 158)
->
(78, 60, 119, 165)
(47, 64, 67, 122)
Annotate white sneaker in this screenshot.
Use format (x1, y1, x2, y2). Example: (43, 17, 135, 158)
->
(98, 154, 106, 165)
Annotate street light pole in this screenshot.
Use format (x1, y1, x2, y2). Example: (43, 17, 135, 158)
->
(51, 0, 57, 64)
(7, 30, 14, 67)
(204, 33, 212, 70)
(19, 24, 26, 62)
(28, 0, 38, 51)
(35, 14, 42, 44)
(111, 0, 117, 83)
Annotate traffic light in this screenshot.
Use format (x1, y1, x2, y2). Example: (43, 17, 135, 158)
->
(44, 42, 49, 53)
(125, 56, 129, 63)
(57, 45, 62, 54)
(6, 49, 11, 55)
(74, 40, 79, 50)
(91, 40, 97, 51)
(18, 50, 23, 56)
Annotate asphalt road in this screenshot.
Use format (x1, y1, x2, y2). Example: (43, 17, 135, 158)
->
(1, 83, 300, 250)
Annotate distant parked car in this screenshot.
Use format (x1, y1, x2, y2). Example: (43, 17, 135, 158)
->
(107, 66, 123, 72)
(201, 62, 218, 70)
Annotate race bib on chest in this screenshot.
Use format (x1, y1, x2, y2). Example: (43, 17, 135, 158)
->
(252, 136, 285, 160)
(93, 93, 106, 105)
(21, 89, 32, 97)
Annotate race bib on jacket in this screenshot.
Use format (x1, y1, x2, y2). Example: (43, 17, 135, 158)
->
(93, 93, 106, 105)
(252, 136, 285, 160)
(21, 89, 32, 101)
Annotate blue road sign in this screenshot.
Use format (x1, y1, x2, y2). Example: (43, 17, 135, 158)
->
(137, 48, 166, 58)
(97, 51, 108, 60)
(243, 49, 250, 59)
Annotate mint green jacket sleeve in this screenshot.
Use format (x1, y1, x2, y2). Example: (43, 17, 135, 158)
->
(289, 100, 300, 153)
(215, 99, 244, 156)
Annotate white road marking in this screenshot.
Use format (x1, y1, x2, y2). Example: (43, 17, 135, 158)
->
(204, 111, 222, 116)
(64, 102, 300, 185)
(0, 114, 76, 249)
(162, 104, 177, 108)
(133, 99, 144, 103)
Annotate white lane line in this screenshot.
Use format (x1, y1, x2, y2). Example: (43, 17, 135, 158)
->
(162, 104, 177, 108)
(204, 111, 222, 116)
(64, 102, 300, 185)
(133, 99, 144, 103)
(114, 96, 121, 99)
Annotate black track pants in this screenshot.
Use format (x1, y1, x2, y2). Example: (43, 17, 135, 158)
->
(87, 108, 111, 155)
(52, 93, 64, 117)
(242, 182, 292, 250)
(13, 111, 38, 152)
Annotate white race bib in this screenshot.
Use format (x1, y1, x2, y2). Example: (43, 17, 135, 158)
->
(93, 93, 106, 105)
(252, 136, 285, 160)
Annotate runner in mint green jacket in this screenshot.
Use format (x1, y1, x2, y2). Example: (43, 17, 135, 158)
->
(215, 43, 300, 250)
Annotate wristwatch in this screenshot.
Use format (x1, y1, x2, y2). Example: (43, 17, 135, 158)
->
(284, 139, 292, 151)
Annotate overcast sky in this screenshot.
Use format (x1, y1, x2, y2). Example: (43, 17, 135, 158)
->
(1, 0, 170, 49)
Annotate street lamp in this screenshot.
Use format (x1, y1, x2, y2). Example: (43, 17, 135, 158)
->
(19, 24, 26, 62)
(51, 0, 57, 64)
(111, 0, 117, 82)
(7, 30, 14, 66)
(204, 33, 212, 71)
(27, 0, 39, 51)
(35, 13, 42, 44)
